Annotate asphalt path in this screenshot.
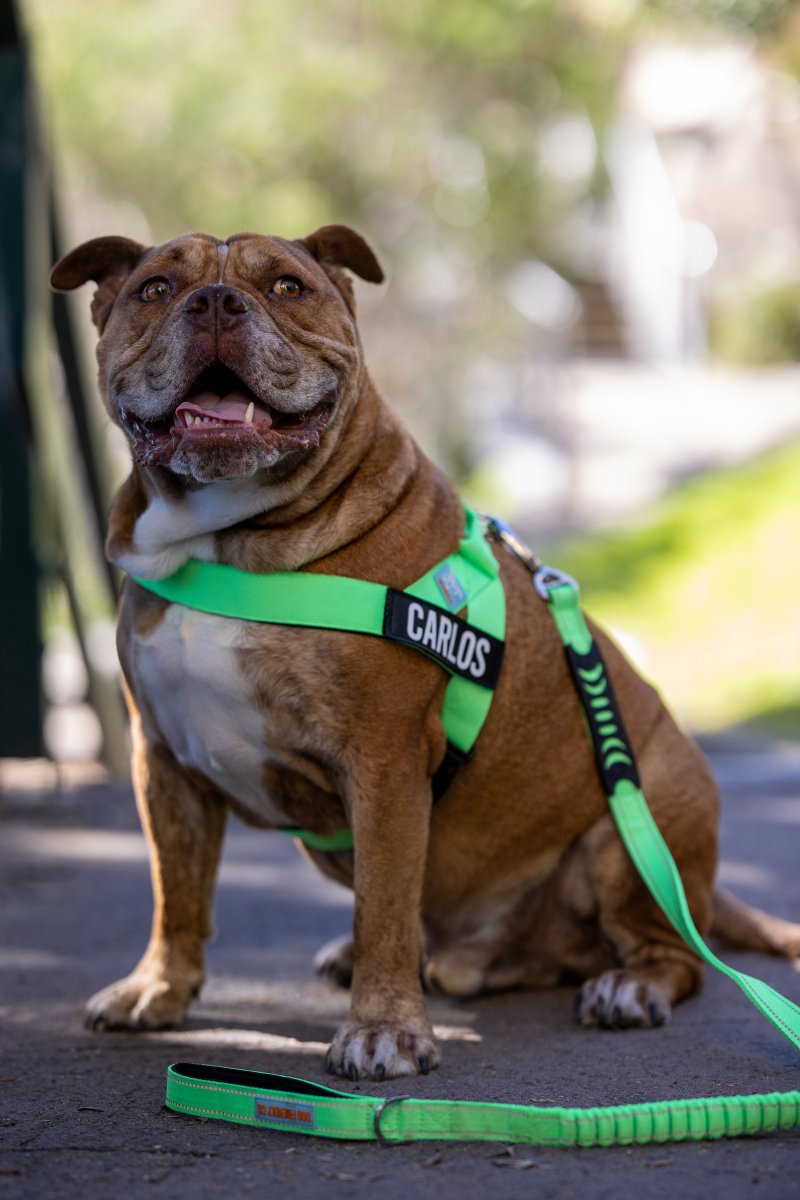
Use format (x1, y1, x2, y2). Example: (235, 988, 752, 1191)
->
(1, 739, 799, 1199)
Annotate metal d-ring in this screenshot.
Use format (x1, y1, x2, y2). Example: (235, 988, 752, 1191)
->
(533, 565, 579, 600)
(373, 1094, 411, 1146)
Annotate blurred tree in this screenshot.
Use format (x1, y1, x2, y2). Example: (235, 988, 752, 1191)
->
(24, 0, 800, 473)
(19, 0, 800, 742)
(25, 0, 794, 244)
(25, 0, 619, 256)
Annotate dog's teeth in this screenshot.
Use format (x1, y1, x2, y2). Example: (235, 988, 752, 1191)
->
(185, 413, 195, 426)
(244, 401, 254, 424)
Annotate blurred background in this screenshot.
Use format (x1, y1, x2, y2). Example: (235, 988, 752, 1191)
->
(1, 0, 798, 781)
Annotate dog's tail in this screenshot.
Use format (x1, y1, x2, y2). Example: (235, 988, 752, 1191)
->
(711, 886, 800, 959)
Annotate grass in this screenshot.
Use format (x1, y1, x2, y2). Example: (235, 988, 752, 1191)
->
(541, 440, 800, 737)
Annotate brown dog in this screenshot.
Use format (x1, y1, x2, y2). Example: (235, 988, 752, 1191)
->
(51, 226, 800, 1081)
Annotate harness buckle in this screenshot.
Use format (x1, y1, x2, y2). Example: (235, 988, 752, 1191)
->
(484, 515, 541, 575)
(373, 1094, 411, 1146)
(533, 565, 579, 601)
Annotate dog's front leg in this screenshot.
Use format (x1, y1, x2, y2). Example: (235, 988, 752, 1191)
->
(326, 760, 438, 1081)
(86, 716, 227, 1031)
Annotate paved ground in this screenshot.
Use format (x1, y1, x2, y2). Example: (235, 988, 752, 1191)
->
(1, 740, 799, 1199)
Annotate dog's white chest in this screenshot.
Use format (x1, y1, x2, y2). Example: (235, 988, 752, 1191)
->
(136, 606, 282, 821)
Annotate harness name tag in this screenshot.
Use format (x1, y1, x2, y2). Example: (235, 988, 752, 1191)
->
(384, 590, 503, 689)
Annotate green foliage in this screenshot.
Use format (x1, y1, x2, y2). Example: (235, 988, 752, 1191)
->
(23, 0, 641, 265)
(644, 0, 788, 35)
(710, 281, 800, 366)
(546, 441, 800, 733)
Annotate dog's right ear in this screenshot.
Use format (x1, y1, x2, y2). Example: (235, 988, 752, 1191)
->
(50, 236, 148, 333)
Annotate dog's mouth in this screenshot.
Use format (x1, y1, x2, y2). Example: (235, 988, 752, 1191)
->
(121, 363, 336, 471)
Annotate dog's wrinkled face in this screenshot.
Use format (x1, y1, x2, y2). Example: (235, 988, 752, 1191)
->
(51, 227, 383, 483)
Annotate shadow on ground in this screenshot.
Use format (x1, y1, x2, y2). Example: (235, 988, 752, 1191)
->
(1, 744, 799, 1199)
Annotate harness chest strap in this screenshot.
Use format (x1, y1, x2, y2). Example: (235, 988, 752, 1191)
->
(132, 506, 506, 850)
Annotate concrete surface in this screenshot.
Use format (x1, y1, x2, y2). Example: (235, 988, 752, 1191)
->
(1, 741, 799, 1199)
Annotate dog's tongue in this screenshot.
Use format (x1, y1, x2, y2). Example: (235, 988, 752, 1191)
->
(175, 390, 270, 426)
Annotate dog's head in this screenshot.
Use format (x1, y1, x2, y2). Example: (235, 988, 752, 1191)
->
(51, 227, 383, 484)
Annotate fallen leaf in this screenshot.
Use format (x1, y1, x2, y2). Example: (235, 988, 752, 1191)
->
(492, 1157, 539, 1170)
(490, 1146, 549, 1171)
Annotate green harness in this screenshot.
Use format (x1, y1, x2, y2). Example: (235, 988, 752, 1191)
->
(132, 513, 800, 1146)
(134, 505, 505, 851)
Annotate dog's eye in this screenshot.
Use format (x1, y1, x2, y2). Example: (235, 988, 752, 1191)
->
(272, 277, 304, 299)
(141, 278, 171, 303)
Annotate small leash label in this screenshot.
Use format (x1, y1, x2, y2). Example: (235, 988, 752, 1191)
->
(254, 1097, 315, 1128)
(384, 590, 503, 688)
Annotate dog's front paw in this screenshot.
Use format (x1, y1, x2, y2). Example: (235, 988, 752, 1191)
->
(325, 1018, 440, 1081)
(85, 965, 202, 1032)
(313, 935, 355, 989)
(576, 969, 671, 1030)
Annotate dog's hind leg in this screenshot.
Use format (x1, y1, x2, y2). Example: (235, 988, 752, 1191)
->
(573, 824, 710, 1029)
(574, 733, 718, 1030)
(712, 886, 800, 959)
(85, 713, 227, 1032)
(314, 934, 356, 988)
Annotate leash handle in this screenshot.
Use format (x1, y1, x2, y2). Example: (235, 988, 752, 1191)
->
(165, 1062, 800, 1147)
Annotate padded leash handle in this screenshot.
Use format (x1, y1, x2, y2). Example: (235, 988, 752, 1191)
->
(165, 1062, 800, 1147)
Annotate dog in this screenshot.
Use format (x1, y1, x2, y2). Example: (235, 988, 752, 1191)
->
(51, 225, 800, 1081)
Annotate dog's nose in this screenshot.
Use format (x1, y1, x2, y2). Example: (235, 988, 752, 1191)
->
(184, 284, 249, 328)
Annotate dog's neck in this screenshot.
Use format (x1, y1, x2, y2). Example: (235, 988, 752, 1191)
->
(106, 377, 443, 580)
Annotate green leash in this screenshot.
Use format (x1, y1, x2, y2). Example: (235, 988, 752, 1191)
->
(161, 554, 800, 1146)
(541, 570, 800, 1056)
(165, 1062, 799, 1147)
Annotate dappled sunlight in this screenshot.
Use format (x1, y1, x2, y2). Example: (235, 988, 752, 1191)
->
(217, 854, 352, 905)
(140, 1027, 331, 1056)
(0, 948, 70, 969)
(718, 861, 776, 890)
(0, 821, 353, 906)
(748, 798, 800, 825)
(135, 1020, 481, 1057)
(2, 824, 147, 863)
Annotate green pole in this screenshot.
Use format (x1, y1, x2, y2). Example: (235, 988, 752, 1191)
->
(0, 2, 43, 757)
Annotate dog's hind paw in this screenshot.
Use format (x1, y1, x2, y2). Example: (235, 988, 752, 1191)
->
(325, 1018, 440, 1081)
(576, 969, 671, 1030)
(85, 967, 201, 1032)
(313, 935, 355, 989)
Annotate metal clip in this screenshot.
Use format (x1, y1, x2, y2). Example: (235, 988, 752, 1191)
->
(373, 1093, 411, 1146)
(484, 515, 541, 575)
(533, 565, 579, 601)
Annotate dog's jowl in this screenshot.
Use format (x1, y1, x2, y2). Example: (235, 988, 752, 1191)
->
(51, 226, 800, 1080)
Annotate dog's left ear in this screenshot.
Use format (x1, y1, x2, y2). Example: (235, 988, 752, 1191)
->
(298, 225, 384, 311)
(50, 236, 148, 333)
